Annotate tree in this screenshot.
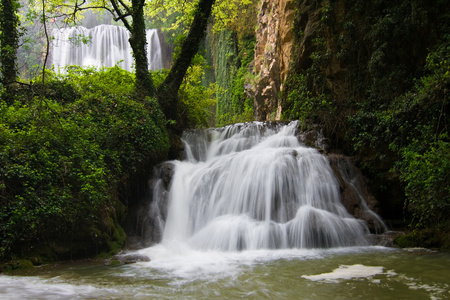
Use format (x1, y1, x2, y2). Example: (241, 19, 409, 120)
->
(108, 0, 155, 97)
(157, 0, 215, 121)
(38, 0, 216, 121)
(110, 0, 216, 120)
(0, 0, 20, 103)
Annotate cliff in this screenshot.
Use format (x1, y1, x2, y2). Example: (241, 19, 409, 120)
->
(247, 0, 295, 121)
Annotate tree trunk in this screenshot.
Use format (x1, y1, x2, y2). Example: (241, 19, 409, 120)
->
(0, 0, 19, 103)
(157, 0, 216, 121)
(129, 0, 155, 97)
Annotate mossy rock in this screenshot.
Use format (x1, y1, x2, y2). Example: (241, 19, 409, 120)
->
(0, 259, 34, 273)
(394, 227, 450, 252)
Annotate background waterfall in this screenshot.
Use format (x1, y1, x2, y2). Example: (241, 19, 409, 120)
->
(51, 25, 163, 72)
(150, 121, 380, 251)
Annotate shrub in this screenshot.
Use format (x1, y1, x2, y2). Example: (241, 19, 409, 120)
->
(0, 66, 169, 261)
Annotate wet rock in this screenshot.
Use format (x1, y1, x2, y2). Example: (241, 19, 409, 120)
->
(112, 252, 151, 264)
(328, 154, 387, 234)
(159, 162, 175, 189)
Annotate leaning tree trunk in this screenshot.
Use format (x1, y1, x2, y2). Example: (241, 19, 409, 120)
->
(129, 0, 155, 97)
(0, 0, 19, 103)
(157, 0, 216, 121)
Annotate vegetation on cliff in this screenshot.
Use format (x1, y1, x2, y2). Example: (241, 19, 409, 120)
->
(209, 0, 258, 126)
(282, 0, 450, 249)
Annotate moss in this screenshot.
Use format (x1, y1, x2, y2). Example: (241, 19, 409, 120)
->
(0, 259, 34, 273)
(394, 233, 420, 248)
(109, 259, 121, 266)
(394, 227, 450, 252)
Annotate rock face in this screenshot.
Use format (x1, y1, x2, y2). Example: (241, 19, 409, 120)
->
(123, 162, 174, 249)
(328, 155, 387, 234)
(247, 0, 295, 121)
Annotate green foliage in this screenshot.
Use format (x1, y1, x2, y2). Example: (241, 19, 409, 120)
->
(399, 138, 450, 227)
(178, 54, 217, 128)
(351, 39, 450, 229)
(145, 0, 255, 44)
(394, 227, 450, 251)
(282, 74, 332, 124)
(153, 54, 216, 128)
(0, 66, 169, 261)
(213, 30, 255, 126)
(213, 30, 235, 126)
(0, 0, 21, 88)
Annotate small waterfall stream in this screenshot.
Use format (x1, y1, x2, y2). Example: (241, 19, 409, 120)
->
(149, 121, 380, 251)
(51, 25, 163, 72)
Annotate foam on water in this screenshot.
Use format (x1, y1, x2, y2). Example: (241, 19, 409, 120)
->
(0, 275, 117, 299)
(302, 264, 385, 282)
(133, 244, 391, 282)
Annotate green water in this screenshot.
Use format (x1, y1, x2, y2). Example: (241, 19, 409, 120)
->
(1, 246, 449, 299)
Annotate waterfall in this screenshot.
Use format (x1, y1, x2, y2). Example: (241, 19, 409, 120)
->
(51, 25, 163, 72)
(149, 121, 377, 251)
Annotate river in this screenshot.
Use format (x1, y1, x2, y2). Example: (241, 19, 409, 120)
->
(1, 246, 449, 299)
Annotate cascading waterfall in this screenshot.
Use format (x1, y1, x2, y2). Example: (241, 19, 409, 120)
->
(151, 121, 377, 251)
(51, 24, 163, 72)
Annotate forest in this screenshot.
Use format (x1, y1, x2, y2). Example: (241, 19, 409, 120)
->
(1, 0, 449, 268)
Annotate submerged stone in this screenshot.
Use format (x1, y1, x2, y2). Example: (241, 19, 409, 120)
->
(112, 253, 151, 264)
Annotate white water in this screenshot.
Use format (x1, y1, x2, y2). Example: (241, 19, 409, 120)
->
(51, 25, 163, 72)
(152, 121, 371, 251)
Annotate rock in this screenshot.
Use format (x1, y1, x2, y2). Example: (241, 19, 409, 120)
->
(248, 0, 296, 121)
(328, 154, 387, 234)
(112, 252, 151, 264)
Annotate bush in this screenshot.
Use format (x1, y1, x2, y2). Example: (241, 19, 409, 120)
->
(351, 40, 450, 229)
(0, 66, 169, 261)
(399, 138, 450, 227)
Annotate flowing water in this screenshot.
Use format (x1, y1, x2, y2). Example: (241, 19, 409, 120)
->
(1, 121, 449, 299)
(1, 248, 449, 299)
(157, 121, 371, 250)
(51, 25, 163, 72)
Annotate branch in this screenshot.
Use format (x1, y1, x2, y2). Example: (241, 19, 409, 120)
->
(42, 0, 50, 84)
(117, 0, 132, 14)
(157, 0, 216, 120)
(114, 12, 131, 23)
(110, 0, 131, 30)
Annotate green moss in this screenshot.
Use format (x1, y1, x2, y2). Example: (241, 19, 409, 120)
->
(109, 259, 121, 266)
(0, 259, 34, 273)
(394, 233, 420, 248)
(394, 227, 450, 252)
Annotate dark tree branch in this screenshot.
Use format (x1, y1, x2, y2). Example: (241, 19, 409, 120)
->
(110, 0, 131, 31)
(157, 0, 216, 121)
(117, 0, 132, 14)
(113, 13, 131, 23)
(42, 0, 50, 83)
